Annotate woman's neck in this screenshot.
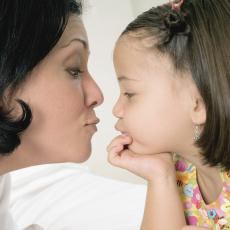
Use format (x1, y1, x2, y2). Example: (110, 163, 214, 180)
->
(177, 148, 223, 204)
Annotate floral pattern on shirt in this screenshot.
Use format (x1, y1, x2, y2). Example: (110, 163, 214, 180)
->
(174, 155, 230, 229)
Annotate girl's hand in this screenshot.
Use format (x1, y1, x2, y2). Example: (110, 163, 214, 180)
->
(107, 134, 176, 183)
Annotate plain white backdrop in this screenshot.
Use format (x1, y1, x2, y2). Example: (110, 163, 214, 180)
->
(83, 0, 167, 184)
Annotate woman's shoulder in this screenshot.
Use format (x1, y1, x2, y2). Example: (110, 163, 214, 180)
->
(0, 173, 11, 204)
(0, 174, 18, 230)
(0, 174, 44, 230)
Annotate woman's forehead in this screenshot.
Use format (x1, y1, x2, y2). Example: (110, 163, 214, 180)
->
(56, 16, 88, 50)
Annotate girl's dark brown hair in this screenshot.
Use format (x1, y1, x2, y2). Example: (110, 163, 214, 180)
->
(121, 0, 230, 170)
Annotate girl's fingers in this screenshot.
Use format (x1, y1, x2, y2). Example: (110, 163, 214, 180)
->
(107, 145, 123, 166)
(108, 148, 140, 171)
(107, 135, 132, 152)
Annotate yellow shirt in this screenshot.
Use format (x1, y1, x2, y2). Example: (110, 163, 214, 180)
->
(175, 156, 230, 229)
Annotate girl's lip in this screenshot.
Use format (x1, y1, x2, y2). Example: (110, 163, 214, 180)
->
(121, 132, 128, 135)
(114, 124, 125, 133)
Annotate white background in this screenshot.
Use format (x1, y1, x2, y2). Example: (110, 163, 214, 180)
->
(82, 0, 167, 184)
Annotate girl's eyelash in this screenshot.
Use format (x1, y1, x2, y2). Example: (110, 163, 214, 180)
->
(123, 92, 135, 98)
(68, 68, 84, 79)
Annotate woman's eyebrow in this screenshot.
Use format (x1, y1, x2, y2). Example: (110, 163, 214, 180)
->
(70, 38, 88, 49)
(59, 38, 90, 57)
(62, 38, 89, 51)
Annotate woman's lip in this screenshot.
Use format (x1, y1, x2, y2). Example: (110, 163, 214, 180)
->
(85, 118, 100, 126)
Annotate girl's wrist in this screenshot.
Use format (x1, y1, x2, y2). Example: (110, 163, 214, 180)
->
(147, 173, 177, 188)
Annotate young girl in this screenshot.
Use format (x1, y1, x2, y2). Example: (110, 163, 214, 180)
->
(107, 0, 230, 229)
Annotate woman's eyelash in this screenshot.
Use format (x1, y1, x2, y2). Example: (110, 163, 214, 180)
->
(68, 68, 84, 79)
(123, 92, 135, 98)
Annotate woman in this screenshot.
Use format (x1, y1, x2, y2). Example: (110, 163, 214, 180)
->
(0, 0, 103, 229)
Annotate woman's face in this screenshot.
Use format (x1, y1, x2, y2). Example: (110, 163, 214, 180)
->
(12, 15, 104, 166)
(113, 36, 194, 155)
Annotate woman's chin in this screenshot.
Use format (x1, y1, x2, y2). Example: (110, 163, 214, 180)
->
(76, 152, 91, 163)
(74, 146, 92, 163)
(60, 144, 92, 163)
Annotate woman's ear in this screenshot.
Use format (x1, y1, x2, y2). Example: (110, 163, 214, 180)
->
(189, 84, 206, 125)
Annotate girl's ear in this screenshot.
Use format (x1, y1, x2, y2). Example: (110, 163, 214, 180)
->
(189, 83, 206, 125)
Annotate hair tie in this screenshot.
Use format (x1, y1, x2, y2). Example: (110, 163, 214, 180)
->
(170, 0, 184, 11)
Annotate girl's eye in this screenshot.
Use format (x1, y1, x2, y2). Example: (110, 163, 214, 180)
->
(123, 92, 135, 98)
(68, 68, 84, 79)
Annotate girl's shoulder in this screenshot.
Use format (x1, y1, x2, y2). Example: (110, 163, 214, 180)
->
(174, 154, 230, 190)
(220, 169, 230, 193)
(174, 154, 230, 228)
(173, 154, 195, 174)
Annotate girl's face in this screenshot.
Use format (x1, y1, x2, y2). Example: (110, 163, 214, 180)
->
(113, 36, 195, 155)
(10, 15, 104, 167)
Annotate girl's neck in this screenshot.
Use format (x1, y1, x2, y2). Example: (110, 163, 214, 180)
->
(178, 149, 223, 204)
(196, 166, 223, 204)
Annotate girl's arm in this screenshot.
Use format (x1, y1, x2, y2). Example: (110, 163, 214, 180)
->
(107, 135, 186, 230)
(141, 178, 185, 230)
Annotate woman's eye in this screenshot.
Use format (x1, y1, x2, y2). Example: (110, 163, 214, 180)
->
(123, 92, 135, 98)
(68, 68, 84, 79)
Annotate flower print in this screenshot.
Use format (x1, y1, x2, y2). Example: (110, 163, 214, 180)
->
(221, 200, 230, 213)
(224, 182, 230, 193)
(216, 209, 225, 219)
(177, 179, 184, 187)
(218, 194, 225, 204)
(186, 164, 194, 173)
(191, 186, 201, 209)
(217, 217, 227, 226)
(186, 215, 198, 225)
(200, 209, 208, 218)
(207, 209, 217, 219)
(176, 173, 189, 186)
(184, 201, 192, 209)
(184, 184, 194, 198)
(175, 160, 188, 172)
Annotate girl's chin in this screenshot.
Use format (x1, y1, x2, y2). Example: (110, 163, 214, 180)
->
(127, 142, 160, 155)
(127, 143, 147, 154)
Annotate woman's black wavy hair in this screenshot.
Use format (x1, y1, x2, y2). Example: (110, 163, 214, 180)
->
(0, 0, 82, 155)
(121, 0, 230, 170)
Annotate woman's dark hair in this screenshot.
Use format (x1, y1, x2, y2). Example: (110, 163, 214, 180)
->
(121, 0, 230, 170)
(0, 0, 82, 155)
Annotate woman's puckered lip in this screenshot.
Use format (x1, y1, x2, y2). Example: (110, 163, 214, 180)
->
(85, 118, 100, 126)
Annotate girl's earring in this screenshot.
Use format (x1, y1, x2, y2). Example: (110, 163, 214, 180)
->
(193, 125, 201, 141)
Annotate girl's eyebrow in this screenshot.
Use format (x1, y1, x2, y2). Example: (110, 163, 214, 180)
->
(118, 75, 139, 82)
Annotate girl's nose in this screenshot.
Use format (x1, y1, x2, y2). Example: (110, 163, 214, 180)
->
(112, 97, 123, 119)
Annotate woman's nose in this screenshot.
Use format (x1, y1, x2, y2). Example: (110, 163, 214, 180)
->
(84, 74, 104, 108)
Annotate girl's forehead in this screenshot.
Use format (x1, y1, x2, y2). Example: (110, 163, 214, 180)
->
(114, 37, 192, 88)
(115, 37, 170, 69)
(116, 32, 158, 51)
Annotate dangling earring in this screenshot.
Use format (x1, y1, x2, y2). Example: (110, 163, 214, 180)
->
(193, 125, 201, 141)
